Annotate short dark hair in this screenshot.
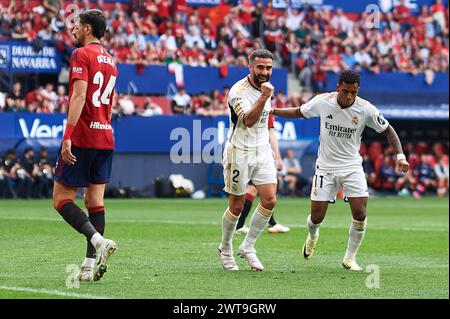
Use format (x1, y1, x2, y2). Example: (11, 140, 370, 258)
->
(339, 70, 360, 86)
(24, 147, 33, 154)
(249, 49, 274, 63)
(79, 9, 106, 40)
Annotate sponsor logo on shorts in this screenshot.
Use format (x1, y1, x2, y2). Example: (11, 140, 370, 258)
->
(90, 121, 112, 130)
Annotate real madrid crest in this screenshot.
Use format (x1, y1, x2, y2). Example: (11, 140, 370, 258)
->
(351, 116, 358, 125)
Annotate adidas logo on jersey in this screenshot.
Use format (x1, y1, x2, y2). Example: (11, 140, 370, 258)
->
(326, 114, 333, 119)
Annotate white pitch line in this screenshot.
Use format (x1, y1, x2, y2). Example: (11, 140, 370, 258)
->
(0, 285, 110, 299)
(0, 216, 447, 232)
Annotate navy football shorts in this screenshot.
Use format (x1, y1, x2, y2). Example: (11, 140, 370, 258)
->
(54, 145, 113, 187)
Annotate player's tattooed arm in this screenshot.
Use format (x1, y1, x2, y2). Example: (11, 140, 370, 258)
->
(382, 125, 410, 173)
(382, 125, 402, 154)
(270, 107, 304, 118)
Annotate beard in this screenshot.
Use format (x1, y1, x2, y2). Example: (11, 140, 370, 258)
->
(251, 73, 271, 87)
(74, 35, 84, 47)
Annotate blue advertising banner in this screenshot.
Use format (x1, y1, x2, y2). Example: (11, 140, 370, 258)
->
(230, 0, 447, 13)
(0, 41, 62, 74)
(187, 0, 221, 6)
(0, 114, 319, 155)
(116, 64, 288, 95)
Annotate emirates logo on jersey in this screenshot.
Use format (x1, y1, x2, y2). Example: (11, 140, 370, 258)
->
(352, 116, 359, 126)
(72, 66, 83, 73)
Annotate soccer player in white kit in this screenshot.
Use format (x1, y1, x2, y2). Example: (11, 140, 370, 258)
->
(218, 49, 278, 271)
(271, 70, 410, 270)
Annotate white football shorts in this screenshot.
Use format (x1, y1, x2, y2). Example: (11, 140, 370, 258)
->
(310, 168, 369, 201)
(223, 143, 277, 196)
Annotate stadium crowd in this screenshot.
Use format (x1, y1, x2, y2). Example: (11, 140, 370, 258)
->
(1, 0, 449, 114)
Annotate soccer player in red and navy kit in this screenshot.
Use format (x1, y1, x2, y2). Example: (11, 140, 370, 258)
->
(53, 9, 118, 282)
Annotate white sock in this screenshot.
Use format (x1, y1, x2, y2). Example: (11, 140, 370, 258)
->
(219, 207, 239, 254)
(240, 204, 273, 252)
(90, 232, 104, 249)
(344, 218, 367, 260)
(82, 257, 95, 268)
(307, 214, 321, 238)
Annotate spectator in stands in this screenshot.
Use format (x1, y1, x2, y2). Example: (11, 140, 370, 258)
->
(139, 98, 163, 117)
(263, 19, 283, 54)
(118, 94, 136, 115)
(0, 153, 15, 198)
(341, 46, 357, 69)
(415, 154, 438, 193)
(434, 154, 449, 197)
(5, 81, 26, 112)
(158, 27, 178, 53)
(21, 147, 42, 198)
(36, 146, 53, 198)
(281, 149, 309, 196)
(323, 45, 341, 73)
(285, 7, 304, 32)
(3, 149, 31, 198)
(43, 0, 61, 19)
(38, 22, 54, 41)
(430, 0, 447, 35)
(171, 87, 191, 114)
(40, 83, 57, 112)
(331, 8, 353, 33)
(185, 25, 205, 49)
(202, 28, 217, 51)
(362, 154, 377, 191)
(379, 155, 397, 190)
(236, 0, 255, 35)
(393, 0, 413, 33)
(354, 45, 373, 69)
(56, 85, 69, 113)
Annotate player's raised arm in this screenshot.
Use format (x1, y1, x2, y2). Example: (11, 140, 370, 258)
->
(61, 79, 88, 165)
(382, 125, 410, 173)
(270, 106, 304, 118)
(243, 82, 273, 127)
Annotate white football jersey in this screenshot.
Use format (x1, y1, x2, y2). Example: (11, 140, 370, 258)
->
(300, 92, 389, 172)
(226, 76, 272, 151)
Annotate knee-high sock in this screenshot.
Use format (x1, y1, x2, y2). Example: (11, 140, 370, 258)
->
(219, 207, 240, 253)
(307, 214, 321, 238)
(86, 206, 105, 259)
(344, 218, 367, 260)
(240, 203, 273, 252)
(236, 194, 254, 229)
(56, 200, 103, 249)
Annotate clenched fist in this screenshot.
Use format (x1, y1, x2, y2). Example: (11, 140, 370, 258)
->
(396, 158, 409, 173)
(261, 82, 274, 99)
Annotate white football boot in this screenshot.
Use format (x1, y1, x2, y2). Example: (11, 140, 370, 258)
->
(235, 225, 249, 235)
(237, 247, 264, 271)
(218, 248, 239, 270)
(342, 258, 363, 271)
(302, 234, 318, 260)
(268, 223, 290, 234)
(94, 239, 117, 281)
(76, 266, 94, 282)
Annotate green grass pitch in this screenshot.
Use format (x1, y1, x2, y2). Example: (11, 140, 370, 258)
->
(0, 197, 448, 299)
